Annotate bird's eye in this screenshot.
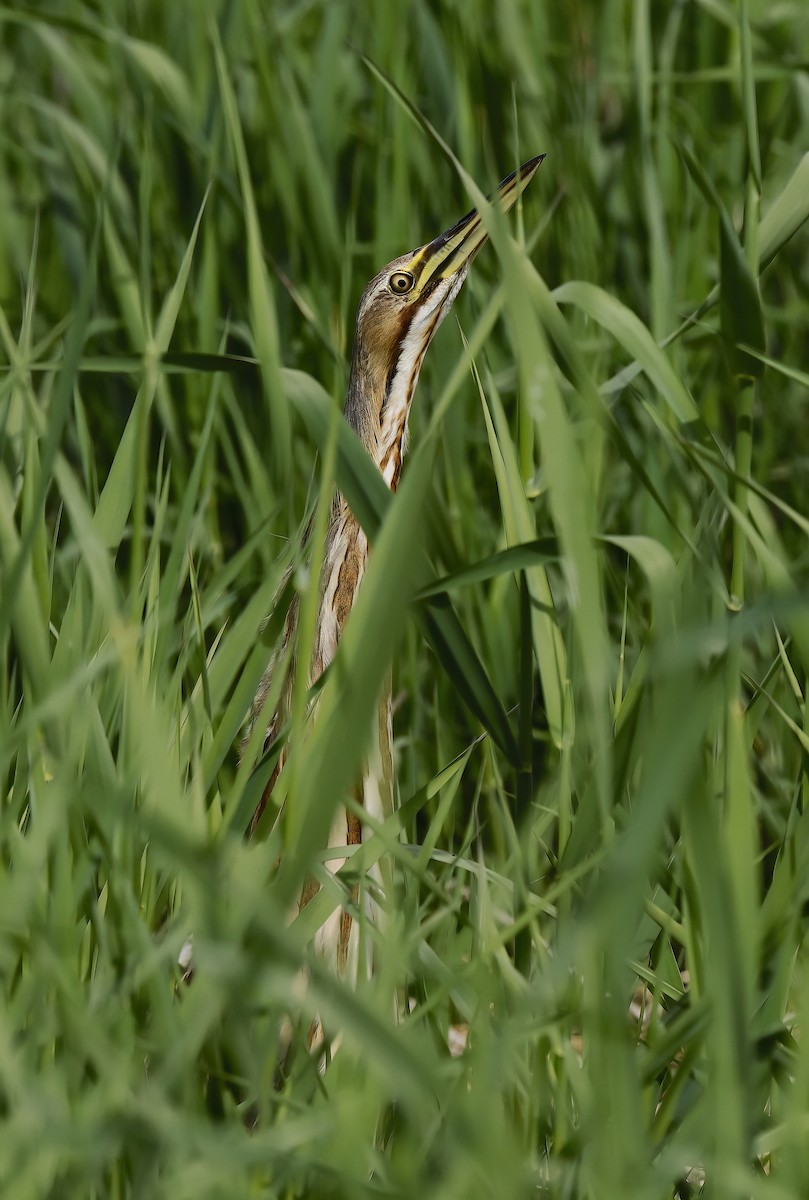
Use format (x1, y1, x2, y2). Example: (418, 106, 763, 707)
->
(388, 271, 415, 295)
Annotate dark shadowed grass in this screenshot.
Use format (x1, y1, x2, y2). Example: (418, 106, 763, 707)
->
(2, 1, 809, 1196)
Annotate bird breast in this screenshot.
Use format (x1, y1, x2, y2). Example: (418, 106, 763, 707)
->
(314, 503, 369, 678)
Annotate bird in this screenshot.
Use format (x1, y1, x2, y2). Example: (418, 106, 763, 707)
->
(244, 155, 545, 1013)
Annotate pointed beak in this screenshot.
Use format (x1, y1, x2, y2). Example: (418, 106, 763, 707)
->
(407, 154, 545, 294)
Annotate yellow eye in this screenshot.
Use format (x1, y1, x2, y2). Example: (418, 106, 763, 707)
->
(388, 271, 415, 295)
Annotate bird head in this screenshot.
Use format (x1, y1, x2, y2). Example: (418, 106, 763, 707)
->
(345, 155, 545, 488)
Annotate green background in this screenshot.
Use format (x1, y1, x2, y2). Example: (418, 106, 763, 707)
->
(2, 1, 809, 1196)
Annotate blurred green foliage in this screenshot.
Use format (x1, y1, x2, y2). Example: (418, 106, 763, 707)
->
(2, 1, 809, 1196)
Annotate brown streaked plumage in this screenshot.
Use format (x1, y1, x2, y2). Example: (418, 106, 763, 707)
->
(245, 156, 545, 1010)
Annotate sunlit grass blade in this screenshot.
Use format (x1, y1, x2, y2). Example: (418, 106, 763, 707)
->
(212, 21, 290, 486)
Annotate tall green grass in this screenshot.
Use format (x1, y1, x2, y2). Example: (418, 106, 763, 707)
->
(2, 1, 809, 1196)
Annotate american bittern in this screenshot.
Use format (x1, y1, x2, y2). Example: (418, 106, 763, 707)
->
(246, 155, 544, 992)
